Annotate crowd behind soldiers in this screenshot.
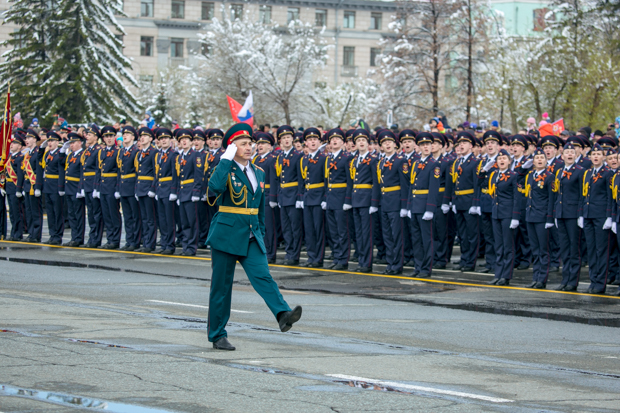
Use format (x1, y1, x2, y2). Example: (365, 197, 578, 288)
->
(2, 113, 620, 297)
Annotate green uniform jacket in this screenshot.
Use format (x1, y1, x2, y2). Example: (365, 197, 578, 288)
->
(206, 159, 267, 256)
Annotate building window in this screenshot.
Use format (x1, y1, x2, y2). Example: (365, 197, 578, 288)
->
(201, 2, 214, 20)
(287, 7, 299, 23)
(343, 11, 355, 28)
(171, 0, 184, 18)
(230, 4, 243, 20)
(343, 46, 355, 66)
(140, 0, 153, 17)
(533, 8, 550, 31)
(140, 36, 153, 56)
(115, 0, 124, 15)
(201, 43, 211, 56)
(259, 5, 271, 24)
(315, 9, 326, 27)
(115, 34, 124, 52)
(139, 75, 154, 84)
(370, 47, 380, 66)
(170, 38, 184, 58)
(370, 12, 382, 30)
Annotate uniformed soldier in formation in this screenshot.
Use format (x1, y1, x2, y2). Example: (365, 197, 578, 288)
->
(300, 127, 327, 268)
(192, 129, 209, 249)
(37, 131, 68, 245)
(154, 128, 178, 255)
(510, 135, 532, 270)
(134, 127, 158, 253)
(63, 132, 86, 247)
(253, 132, 279, 263)
(399, 130, 417, 267)
(274, 125, 304, 265)
(95, 127, 122, 249)
(4, 135, 25, 241)
(82, 126, 104, 248)
(542, 135, 564, 272)
(431, 132, 453, 269)
(118, 126, 142, 251)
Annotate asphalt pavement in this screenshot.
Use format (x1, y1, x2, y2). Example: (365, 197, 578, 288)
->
(1, 240, 620, 412)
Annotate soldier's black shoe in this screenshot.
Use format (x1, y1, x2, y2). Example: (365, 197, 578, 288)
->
(554, 284, 566, 291)
(460, 266, 475, 272)
(404, 260, 415, 267)
(136, 248, 153, 253)
(376, 259, 388, 265)
(526, 281, 537, 288)
(120, 245, 135, 251)
(587, 287, 593, 294)
(416, 273, 431, 278)
(326, 262, 337, 269)
(63, 241, 80, 247)
(407, 270, 420, 277)
(381, 269, 392, 275)
(307, 262, 323, 268)
(278, 306, 302, 332)
(476, 267, 491, 273)
(433, 263, 446, 270)
(175, 240, 183, 247)
(299, 261, 311, 267)
(160, 250, 174, 255)
(332, 264, 348, 271)
(488, 278, 500, 285)
(100, 243, 119, 249)
(212, 337, 235, 351)
(47, 240, 61, 245)
(517, 263, 530, 270)
(283, 259, 299, 266)
(497, 278, 510, 286)
(350, 256, 358, 263)
(611, 279, 620, 285)
(590, 289, 605, 295)
(197, 245, 208, 250)
(534, 282, 546, 289)
(353, 266, 371, 273)
(181, 251, 196, 256)
(563, 285, 577, 292)
(549, 267, 560, 273)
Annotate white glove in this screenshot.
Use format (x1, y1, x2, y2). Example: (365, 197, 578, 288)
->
(15, 191, 22, 198)
(295, 200, 303, 209)
(422, 211, 434, 220)
(58, 191, 65, 196)
(79, 189, 85, 198)
(407, 210, 412, 218)
(201, 194, 207, 202)
(545, 223, 554, 229)
(577, 216, 584, 228)
(482, 159, 495, 172)
(135, 194, 139, 201)
(34, 189, 41, 197)
(613, 222, 617, 234)
(476, 206, 481, 215)
(0, 189, 5, 196)
(399, 209, 408, 218)
(221, 143, 237, 161)
(441, 204, 450, 214)
(451, 204, 457, 214)
(76, 191, 84, 199)
(468, 206, 479, 215)
(169, 194, 177, 202)
(554, 218, 558, 228)
(191, 196, 200, 202)
(522, 159, 533, 169)
(93, 190, 100, 199)
(147, 191, 155, 198)
(343, 203, 352, 211)
(603, 217, 612, 230)
(114, 192, 121, 200)
(369, 206, 378, 214)
(176, 199, 180, 206)
(269, 201, 278, 208)
(300, 201, 304, 209)
(510, 219, 519, 229)
(321, 201, 327, 210)
(60, 141, 71, 153)
(155, 195, 158, 201)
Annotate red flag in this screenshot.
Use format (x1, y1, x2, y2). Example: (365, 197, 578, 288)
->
(0, 85, 11, 174)
(551, 118, 564, 136)
(226, 95, 253, 127)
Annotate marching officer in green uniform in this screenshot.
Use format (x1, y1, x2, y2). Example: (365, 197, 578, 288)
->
(207, 123, 302, 351)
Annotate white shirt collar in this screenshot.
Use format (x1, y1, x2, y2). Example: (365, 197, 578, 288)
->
(332, 148, 342, 159)
(309, 149, 319, 158)
(73, 148, 82, 155)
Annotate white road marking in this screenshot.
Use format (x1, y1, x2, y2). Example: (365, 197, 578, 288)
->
(327, 374, 514, 403)
(146, 300, 253, 313)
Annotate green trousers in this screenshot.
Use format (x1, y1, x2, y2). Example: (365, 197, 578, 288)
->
(208, 239, 291, 342)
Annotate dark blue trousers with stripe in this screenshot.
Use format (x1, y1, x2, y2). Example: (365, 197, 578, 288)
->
(100, 194, 121, 246)
(157, 197, 176, 252)
(527, 221, 550, 284)
(455, 211, 479, 269)
(66, 195, 85, 244)
(120, 196, 141, 248)
(410, 212, 433, 275)
(179, 200, 199, 254)
(44, 192, 64, 243)
(381, 210, 403, 272)
(353, 207, 373, 268)
(557, 218, 581, 287)
(327, 208, 350, 265)
(280, 205, 302, 261)
(303, 205, 325, 264)
(492, 218, 515, 280)
(85, 191, 103, 246)
(138, 196, 157, 250)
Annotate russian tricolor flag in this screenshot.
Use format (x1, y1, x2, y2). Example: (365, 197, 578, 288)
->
(227, 91, 254, 127)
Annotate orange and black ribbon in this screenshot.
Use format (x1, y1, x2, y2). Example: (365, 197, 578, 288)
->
(329, 161, 338, 170)
(562, 170, 572, 180)
(283, 159, 290, 167)
(418, 163, 426, 170)
(534, 173, 545, 183)
(499, 173, 509, 182)
(592, 172, 602, 184)
(106, 151, 114, 157)
(384, 160, 393, 170)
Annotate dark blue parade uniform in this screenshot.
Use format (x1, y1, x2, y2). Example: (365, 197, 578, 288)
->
(22, 147, 44, 242)
(581, 165, 614, 293)
(155, 147, 179, 253)
(195, 148, 209, 248)
(204, 147, 225, 246)
(274, 148, 304, 263)
(487, 169, 521, 281)
(135, 145, 158, 251)
(546, 156, 564, 268)
(576, 154, 592, 170)
(64, 149, 85, 245)
(406, 155, 440, 276)
(554, 163, 585, 289)
(5, 151, 25, 240)
(401, 152, 417, 265)
(254, 151, 279, 262)
(445, 153, 481, 270)
(433, 153, 454, 268)
(325, 149, 353, 267)
(511, 155, 532, 269)
(118, 144, 141, 249)
(374, 153, 408, 274)
(97, 146, 121, 247)
(81, 144, 103, 247)
(348, 152, 378, 270)
(478, 155, 498, 272)
(524, 169, 556, 286)
(37, 147, 66, 243)
(176, 148, 205, 255)
(301, 149, 327, 266)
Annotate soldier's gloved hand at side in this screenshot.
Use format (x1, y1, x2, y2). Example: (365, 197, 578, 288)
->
(201, 194, 207, 202)
(191, 196, 200, 202)
(221, 143, 237, 161)
(79, 189, 85, 198)
(509, 219, 519, 229)
(114, 192, 120, 200)
(34, 189, 41, 197)
(269, 201, 278, 208)
(603, 217, 612, 230)
(155, 195, 158, 201)
(343, 204, 352, 211)
(451, 204, 457, 214)
(468, 206, 479, 215)
(320, 201, 327, 210)
(176, 199, 180, 206)
(92, 190, 100, 199)
(147, 191, 155, 198)
(58, 191, 65, 196)
(555, 218, 558, 228)
(399, 209, 408, 218)
(295, 201, 303, 209)
(135, 194, 139, 201)
(577, 216, 584, 228)
(613, 222, 617, 234)
(407, 210, 412, 219)
(16, 191, 22, 198)
(76, 191, 84, 199)
(441, 204, 450, 214)
(0, 189, 5, 196)
(422, 211, 434, 221)
(369, 206, 378, 214)
(544, 223, 554, 229)
(169, 194, 177, 202)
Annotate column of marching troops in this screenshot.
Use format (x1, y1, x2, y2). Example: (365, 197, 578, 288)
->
(1, 122, 620, 296)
